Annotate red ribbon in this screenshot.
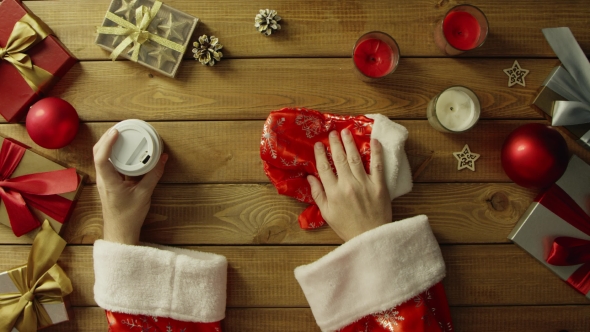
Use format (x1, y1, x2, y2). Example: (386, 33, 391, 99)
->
(537, 184, 590, 295)
(0, 139, 79, 237)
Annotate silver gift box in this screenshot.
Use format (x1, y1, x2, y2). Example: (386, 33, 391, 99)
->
(508, 155, 590, 299)
(531, 66, 590, 150)
(96, 0, 198, 77)
(0, 270, 71, 330)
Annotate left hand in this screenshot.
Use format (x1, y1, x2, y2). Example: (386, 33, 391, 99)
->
(93, 127, 168, 245)
(307, 129, 392, 241)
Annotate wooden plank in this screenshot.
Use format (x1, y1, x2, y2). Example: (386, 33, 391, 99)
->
(41, 59, 550, 122)
(1, 245, 588, 307)
(42, 306, 590, 332)
(5, 119, 588, 185)
(24, 0, 590, 60)
(0, 183, 536, 245)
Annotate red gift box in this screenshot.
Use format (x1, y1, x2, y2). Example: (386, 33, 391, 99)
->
(0, 0, 77, 122)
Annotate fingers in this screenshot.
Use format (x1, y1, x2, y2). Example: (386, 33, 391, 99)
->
(369, 139, 386, 185)
(313, 141, 337, 186)
(307, 175, 327, 210)
(138, 153, 168, 192)
(340, 128, 366, 180)
(93, 128, 123, 186)
(328, 130, 353, 179)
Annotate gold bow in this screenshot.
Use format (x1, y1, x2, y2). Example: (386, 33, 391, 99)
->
(0, 13, 55, 93)
(0, 220, 73, 332)
(96, 0, 186, 62)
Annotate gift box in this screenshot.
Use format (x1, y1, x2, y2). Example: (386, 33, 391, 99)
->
(508, 155, 590, 298)
(0, 0, 77, 122)
(0, 220, 73, 331)
(95, 0, 198, 78)
(531, 27, 590, 150)
(0, 137, 85, 238)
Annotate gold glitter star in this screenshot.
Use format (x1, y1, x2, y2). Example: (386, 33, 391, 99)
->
(503, 60, 529, 87)
(157, 13, 189, 41)
(148, 44, 179, 69)
(453, 144, 480, 171)
(113, 0, 137, 21)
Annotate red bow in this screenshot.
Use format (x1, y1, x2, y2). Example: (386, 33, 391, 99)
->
(538, 184, 590, 295)
(0, 139, 79, 237)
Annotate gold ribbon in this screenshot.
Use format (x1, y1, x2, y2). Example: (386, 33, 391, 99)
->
(0, 220, 72, 331)
(0, 13, 55, 93)
(96, 1, 186, 62)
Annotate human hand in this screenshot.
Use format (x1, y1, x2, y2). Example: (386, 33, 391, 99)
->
(307, 129, 392, 241)
(93, 127, 168, 245)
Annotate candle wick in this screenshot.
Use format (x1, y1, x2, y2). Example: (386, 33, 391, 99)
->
(450, 107, 454, 111)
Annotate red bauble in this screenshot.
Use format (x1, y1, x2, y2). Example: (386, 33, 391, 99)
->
(501, 123, 568, 189)
(26, 97, 79, 149)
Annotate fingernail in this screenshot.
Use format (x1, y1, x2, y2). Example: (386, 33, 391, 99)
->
(342, 128, 351, 136)
(315, 142, 323, 150)
(109, 127, 118, 136)
(161, 154, 169, 163)
(329, 131, 338, 138)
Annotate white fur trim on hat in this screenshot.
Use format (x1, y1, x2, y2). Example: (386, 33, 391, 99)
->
(93, 240, 227, 323)
(366, 114, 412, 200)
(294, 215, 445, 332)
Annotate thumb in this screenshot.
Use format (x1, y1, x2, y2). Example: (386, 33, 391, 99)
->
(138, 153, 168, 192)
(307, 175, 327, 210)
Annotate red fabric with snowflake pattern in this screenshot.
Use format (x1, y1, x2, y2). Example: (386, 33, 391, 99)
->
(261, 108, 374, 229)
(105, 311, 222, 332)
(338, 282, 453, 332)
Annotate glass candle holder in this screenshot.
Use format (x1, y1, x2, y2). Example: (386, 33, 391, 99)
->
(434, 5, 489, 56)
(353, 31, 400, 81)
(427, 86, 481, 133)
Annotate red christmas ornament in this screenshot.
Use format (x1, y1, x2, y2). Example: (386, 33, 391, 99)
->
(501, 123, 568, 189)
(26, 97, 79, 149)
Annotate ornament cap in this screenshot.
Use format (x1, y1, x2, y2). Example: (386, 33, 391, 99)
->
(110, 119, 163, 176)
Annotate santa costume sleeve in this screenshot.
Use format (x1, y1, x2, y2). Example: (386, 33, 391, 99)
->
(294, 215, 453, 332)
(93, 240, 227, 331)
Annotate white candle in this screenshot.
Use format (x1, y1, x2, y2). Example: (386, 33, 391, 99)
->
(427, 86, 480, 133)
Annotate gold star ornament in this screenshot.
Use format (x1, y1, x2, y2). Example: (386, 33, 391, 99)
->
(453, 144, 480, 171)
(503, 60, 529, 87)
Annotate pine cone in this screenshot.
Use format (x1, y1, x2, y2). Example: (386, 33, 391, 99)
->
(255, 9, 281, 36)
(192, 35, 223, 66)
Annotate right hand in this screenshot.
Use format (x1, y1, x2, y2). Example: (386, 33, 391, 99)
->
(93, 127, 168, 245)
(307, 129, 392, 241)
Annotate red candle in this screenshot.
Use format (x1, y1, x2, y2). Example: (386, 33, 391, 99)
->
(443, 11, 481, 50)
(353, 37, 396, 78)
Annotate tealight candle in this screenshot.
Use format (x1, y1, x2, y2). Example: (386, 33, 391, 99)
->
(427, 86, 480, 133)
(434, 5, 489, 55)
(353, 31, 399, 80)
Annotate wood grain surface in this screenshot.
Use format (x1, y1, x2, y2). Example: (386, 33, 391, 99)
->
(1, 0, 589, 330)
(24, 0, 590, 60)
(0, 183, 535, 245)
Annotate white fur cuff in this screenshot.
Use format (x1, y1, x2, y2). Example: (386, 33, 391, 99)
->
(294, 215, 445, 332)
(93, 240, 227, 323)
(366, 114, 412, 200)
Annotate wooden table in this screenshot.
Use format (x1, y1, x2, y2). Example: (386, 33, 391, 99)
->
(1, 0, 590, 331)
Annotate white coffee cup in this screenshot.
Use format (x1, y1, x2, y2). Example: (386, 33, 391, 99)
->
(109, 119, 163, 176)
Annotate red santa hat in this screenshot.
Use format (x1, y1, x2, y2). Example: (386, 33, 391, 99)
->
(261, 108, 413, 229)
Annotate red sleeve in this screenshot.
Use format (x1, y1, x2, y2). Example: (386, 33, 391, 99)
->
(295, 216, 451, 331)
(105, 311, 222, 332)
(338, 282, 452, 332)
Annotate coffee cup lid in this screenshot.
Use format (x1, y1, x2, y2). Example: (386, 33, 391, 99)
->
(110, 120, 161, 176)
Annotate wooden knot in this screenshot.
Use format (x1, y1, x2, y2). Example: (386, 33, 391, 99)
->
(255, 223, 288, 244)
(488, 192, 508, 211)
